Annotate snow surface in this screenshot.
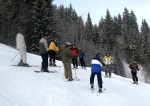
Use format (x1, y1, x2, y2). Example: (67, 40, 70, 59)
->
(0, 43, 150, 106)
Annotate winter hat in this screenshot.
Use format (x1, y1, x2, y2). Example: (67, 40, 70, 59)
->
(106, 51, 111, 55)
(66, 42, 71, 46)
(17, 27, 23, 32)
(133, 59, 137, 63)
(96, 52, 102, 58)
(79, 47, 83, 50)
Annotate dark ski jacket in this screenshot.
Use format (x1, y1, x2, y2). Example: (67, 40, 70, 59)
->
(129, 62, 139, 72)
(62, 46, 72, 63)
(79, 50, 85, 58)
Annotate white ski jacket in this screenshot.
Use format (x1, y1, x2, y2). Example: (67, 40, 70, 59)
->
(16, 33, 26, 50)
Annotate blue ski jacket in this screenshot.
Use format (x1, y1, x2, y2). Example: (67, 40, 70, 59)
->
(91, 56, 104, 73)
(79, 50, 85, 58)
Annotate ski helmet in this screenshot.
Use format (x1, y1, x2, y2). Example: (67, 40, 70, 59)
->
(66, 42, 71, 46)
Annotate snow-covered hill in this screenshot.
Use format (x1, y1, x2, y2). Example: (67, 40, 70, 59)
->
(0, 43, 150, 106)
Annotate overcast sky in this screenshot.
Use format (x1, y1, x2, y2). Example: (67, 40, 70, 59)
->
(53, 0, 150, 27)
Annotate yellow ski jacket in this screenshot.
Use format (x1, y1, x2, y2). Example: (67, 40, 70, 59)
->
(49, 42, 59, 51)
(103, 55, 113, 65)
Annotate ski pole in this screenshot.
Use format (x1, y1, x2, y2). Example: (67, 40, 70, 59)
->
(75, 68, 77, 80)
(10, 52, 20, 62)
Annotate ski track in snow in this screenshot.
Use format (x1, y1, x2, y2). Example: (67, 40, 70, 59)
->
(1, 43, 150, 106)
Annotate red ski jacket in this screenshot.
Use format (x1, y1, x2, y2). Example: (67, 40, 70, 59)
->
(70, 48, 79, 57)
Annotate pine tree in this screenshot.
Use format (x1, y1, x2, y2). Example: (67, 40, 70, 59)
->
(28, 0, 56, 53)
(77, 16, 85, 48)
(55, 5, 67, 45)
(123, 7, 131, 46)
(68, 4, 78, 45)
(113, 14, 123, 38)
(102, 9, 114, 50)
(98, 17, 105, 48)
(144, 32, 150, 61)
(84, 13, 93, 41)
(112, 15, 125, 76)
(0, 0, 22, 45)
(130, 10, 139, 43)
(92, 24, 101, 49)
(140, 20, 150, 61)
(122, 8, 140, 62)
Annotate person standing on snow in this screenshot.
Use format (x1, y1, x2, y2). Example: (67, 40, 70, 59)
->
(70, 45, 79, 69)
(79, 48, 86, 69)
(48, 38, 59, 66)
(62, 42, 74, 81)
(103, 52, 113, 78)
(16, 31, 28, 66)
(90, 53, 105, 93)
(39, 35, 49, 72)
(129, 60, 139, 84)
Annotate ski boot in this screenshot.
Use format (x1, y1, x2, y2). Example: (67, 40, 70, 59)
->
(22, 63, 29, 66)
(52, 63, 57, 67)
(18, 60, 23, 66)
(68, 78, 74, 81)
(90, 83, 94, 93)
(132, 81, 136, 84)
(96, 88, 102, 95)
(90, 83, 94, 89)
(98, 88, 102, 93)
(43, 69, 49, 72)
(49, 62, 52, 66)
(105, 74, 108, 78)
(135, 81, 138, 85)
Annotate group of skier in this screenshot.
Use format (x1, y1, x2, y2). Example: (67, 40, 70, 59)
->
(70, 44, 86, 69)
(15, 31, 140, 93)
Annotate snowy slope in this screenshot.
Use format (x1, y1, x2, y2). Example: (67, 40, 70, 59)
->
(0, 43, 150, 106)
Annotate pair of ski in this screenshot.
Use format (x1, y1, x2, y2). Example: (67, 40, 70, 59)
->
(12, 64, 32, 67)
(63, 78, 80, 82)
(12, 64, 39, 67)
(91, 88, 105, 96)
(34, 70, 57, 73)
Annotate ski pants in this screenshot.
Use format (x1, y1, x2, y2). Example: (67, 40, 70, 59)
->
(72, 56, 78, 68)
(63, 62, 73, 79)
(90, 72, 103, 88)
(40, 53, 48, 71)
(105, 64, 112, 77)
(131, 71, 138, 82)
(49, 50, 56, 64)
(79, 58, 85, 68)
(19, 48, 27, 63)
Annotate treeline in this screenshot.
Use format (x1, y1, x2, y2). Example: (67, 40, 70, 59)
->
(0, 0, 150, 82)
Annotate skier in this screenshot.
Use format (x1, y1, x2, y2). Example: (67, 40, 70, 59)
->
(62, 42, 74, 81)
(103, 52, 113, 78)
(48, 38, 59, 66)
(39, 35, 49, 72)
(79, 48, 86, 69)
(129, 60, 139, 84)
(90, 53, 105, 93)
(70, 45, 79, 69)
(16, 31, 28, 66)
